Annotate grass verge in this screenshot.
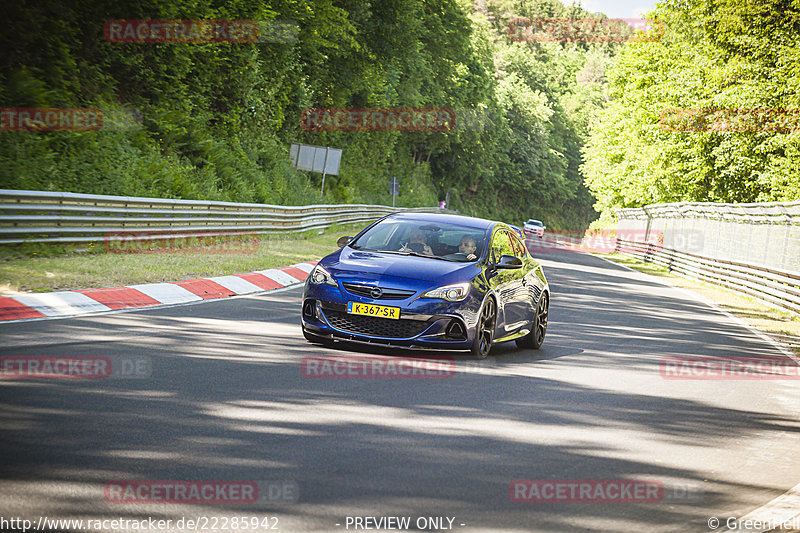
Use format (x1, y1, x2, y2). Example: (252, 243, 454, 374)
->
(0, 223, 366, 294)
(601, 253, 800, 356)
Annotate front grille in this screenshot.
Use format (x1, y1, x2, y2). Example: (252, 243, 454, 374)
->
(324, 309, 430, 338)
(341, 283, 416, 300)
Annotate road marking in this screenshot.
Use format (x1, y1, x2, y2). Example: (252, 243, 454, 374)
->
(235, 272, 283, 290)
(207, 275, 264, 295)
(292, 262, 316, 273)
(0, 296, 46, 320)
(0, 262, 315, 324)
(280, 266, 311, 280)
(12, 291, 112, 317)
(256, 268, 301, 286)
(76, 287, 161, 309)
(174, 279, 236, 300)
(128, 283, 202, 305)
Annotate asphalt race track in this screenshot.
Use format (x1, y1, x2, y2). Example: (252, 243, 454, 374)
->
(1, 251, 799, 532)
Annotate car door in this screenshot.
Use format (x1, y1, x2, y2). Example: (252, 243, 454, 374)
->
(509, 231, 538, 322)
(488, 228, 528, 332)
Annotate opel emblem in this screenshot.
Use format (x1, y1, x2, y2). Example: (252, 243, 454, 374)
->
(370, 287, 382, 298)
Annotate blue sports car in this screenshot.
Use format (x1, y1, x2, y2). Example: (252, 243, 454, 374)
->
(301, 212, 549, 358)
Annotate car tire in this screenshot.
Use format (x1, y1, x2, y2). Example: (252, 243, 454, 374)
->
(516, 293, 548, 350)
(471, 296, 497, 359)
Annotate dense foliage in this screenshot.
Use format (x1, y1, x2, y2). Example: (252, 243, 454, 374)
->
(582, 0, 800, 222)
(2, 0, 663, 229)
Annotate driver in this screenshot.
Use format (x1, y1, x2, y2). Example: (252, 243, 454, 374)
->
(402, 230, 433, 255)
(458, 236, 477, 260)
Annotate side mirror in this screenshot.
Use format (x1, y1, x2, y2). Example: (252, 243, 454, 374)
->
(494, 254, 523, 269)
(337, 236, 353, 248)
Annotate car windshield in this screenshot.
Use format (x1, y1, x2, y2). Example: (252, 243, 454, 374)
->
(527, 220, 543, 226)
(349, 219, 486, 262)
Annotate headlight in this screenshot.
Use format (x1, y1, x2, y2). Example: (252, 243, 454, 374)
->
(309, 265, 337, 287)
(422, 282, 471, 302)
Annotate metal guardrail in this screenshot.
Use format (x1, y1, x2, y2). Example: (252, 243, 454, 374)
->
(616, 200, 800, 224)
(615, 238, 800, 315)
(0, 189, 449, 245)
(615, 200, 800, 272)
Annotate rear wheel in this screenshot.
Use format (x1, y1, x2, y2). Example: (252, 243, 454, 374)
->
(516, 293, 548, 350)
(471, 296, 497, 359)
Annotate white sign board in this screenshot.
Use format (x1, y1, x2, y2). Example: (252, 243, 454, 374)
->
(290, 143, 341, 175)
(322, 148, 342, 175)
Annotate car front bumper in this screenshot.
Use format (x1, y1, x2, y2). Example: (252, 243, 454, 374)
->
(301, 280, 482, 351)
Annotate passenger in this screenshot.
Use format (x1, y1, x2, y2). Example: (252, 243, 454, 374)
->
(402, 230, 433, 255)
(458, 236, 478, 261)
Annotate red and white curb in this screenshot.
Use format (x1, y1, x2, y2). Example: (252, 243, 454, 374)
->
(0, 261, 317, 323)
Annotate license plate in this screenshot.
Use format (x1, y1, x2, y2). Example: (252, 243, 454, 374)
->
(347, 302, 400, 320)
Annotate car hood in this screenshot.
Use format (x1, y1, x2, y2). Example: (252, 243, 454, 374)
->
(324, 247, 478, 282)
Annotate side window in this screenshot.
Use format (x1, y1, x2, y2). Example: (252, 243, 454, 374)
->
(490, 230, 514, 262)
(509, 233, 527, 259)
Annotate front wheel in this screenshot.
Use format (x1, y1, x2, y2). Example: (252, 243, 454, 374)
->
(471, 296, 497, 359)
(516, 293, 548, 350)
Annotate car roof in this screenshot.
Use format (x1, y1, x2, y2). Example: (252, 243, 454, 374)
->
(386, 211, 496, 230)
(526, 219, 543, 224)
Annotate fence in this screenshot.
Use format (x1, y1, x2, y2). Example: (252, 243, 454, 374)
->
(615, 201, 800, 315)
(0, 189, 447, 245)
